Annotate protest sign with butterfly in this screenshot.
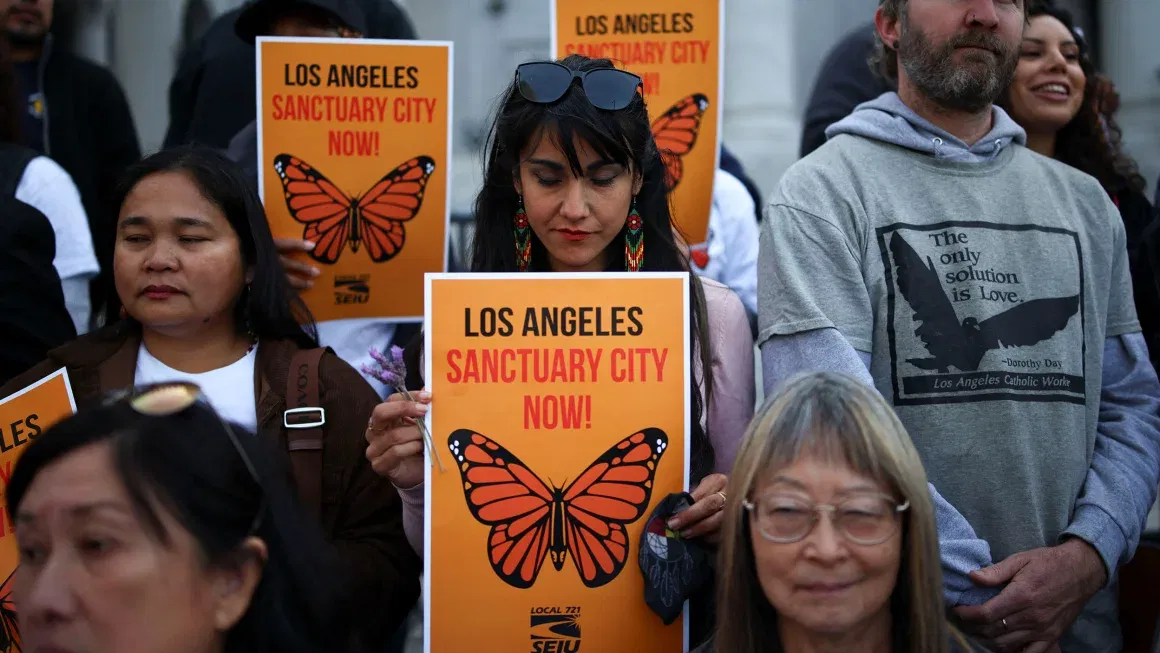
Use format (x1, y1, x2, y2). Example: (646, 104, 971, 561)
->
(257, 37, 452, 322)
(552, 0, 723, 245)
(424, 273, 690, 653)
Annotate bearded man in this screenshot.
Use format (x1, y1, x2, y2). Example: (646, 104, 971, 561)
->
(757, 1, 1160, 651)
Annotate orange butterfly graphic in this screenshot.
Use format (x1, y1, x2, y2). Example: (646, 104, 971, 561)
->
(652, 93, 710, 191)
(272, 154, 436, 265)
(448, 427, 669, 589)
(0, 569, 19, 652)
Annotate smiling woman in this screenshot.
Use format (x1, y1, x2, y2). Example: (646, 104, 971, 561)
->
(996, 4, 1159, 367)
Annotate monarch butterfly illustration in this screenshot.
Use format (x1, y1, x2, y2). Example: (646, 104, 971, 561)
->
(448, 427, 669, 589)
(0, 569, 19, 652)
(651, 93, 710, 191)
(271, 154, 436, 265)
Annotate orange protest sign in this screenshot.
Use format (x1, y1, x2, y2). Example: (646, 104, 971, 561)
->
(552, 1, 723, 245)
(423, 273, 690, 653)
(257, 37, 452, 322)
(0, 367, 77, 641)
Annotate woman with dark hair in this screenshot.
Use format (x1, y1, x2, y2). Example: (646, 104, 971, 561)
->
(9, 382, 344, 653)
(997, 4, 1160, 365)
(365, 54, 755, 642)
(0, 145, 420, 651)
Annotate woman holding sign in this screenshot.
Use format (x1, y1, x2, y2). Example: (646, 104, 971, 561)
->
(0, 146, 419, 652)
(364, 54, 755, 638)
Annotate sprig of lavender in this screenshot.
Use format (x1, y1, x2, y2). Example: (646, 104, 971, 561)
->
(363, 345, 445, 472)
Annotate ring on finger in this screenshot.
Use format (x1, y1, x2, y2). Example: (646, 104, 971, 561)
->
(715, 491, 727, 511)
(1001, 617, 1008, 631)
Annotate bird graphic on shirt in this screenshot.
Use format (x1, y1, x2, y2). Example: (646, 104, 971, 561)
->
(890, 233, 1079, 373)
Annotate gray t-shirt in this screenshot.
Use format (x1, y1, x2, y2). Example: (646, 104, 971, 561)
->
(760, 134, 1138, 646)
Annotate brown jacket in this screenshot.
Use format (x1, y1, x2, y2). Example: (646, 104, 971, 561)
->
(1, 322, 420, 649)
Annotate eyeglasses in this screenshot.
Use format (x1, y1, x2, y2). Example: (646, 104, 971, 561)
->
(742, 493, 909, 545)
(515, 61, 642, 111)
(105, 382, 266, 535)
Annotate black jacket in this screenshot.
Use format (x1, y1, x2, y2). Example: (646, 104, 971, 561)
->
(1116, 189, 1160, 366)
(0, 197, 75, 386)
(164, 0, 417, 150)
(32, 37, 141, 318)
(799, 21, 894, 158)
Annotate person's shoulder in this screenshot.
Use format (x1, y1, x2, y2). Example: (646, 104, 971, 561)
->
(261, 338, 379, 406)
(1012, 146, 1124, 227)
(698, 275, 739, 305)
(770, 135, 877, 220)
(713, 168, 750, 202)
(49, 50, 117, 81)
(1012, 145, 1106, 194)
(0, 323, 127, 398)
(783, 133, 881, 182)
(697, 276, 747, 327)
(317, 344, 379, 402)
(19, 155, 79, 195)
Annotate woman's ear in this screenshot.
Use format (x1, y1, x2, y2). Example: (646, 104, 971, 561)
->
(632, 169, 644, 197)
(244, 267, 255, 285)
(212, 537, 267, 632)
(512, 168, 524, 197)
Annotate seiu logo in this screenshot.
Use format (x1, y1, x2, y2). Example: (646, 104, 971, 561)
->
(529, 613, 579, 653)
(530, 642, 580, 653)
(333, 274, 370, 305)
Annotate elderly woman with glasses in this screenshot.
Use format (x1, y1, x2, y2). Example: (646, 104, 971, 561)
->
(699, 372, 992, 653)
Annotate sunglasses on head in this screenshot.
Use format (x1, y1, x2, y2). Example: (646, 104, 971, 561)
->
(106, 382, 266, 535)
(516, 61, 643, 111)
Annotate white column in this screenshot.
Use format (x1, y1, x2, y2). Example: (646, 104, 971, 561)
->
(409, 0, 550, 215)
(1100, 0, 1160, 199)
(721, 0, 799, 198)
(108, 0, 186, 154)
(722, 0, 881, 198)
(71, 0, 111, 66)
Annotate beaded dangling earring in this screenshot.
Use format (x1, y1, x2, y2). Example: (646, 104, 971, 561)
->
(514, 196, 531, 272)
(624, 196, 643, 272)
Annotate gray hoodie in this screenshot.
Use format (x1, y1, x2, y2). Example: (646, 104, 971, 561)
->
(824, 91, 1026, 163)
(759, 92, 1160, 653)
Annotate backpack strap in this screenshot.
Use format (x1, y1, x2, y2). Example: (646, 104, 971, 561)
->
(284, 348, 327, 519)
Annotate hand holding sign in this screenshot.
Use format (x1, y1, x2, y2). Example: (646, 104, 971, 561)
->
(274, 238, 320, 290)
(259, 38, 452, 321)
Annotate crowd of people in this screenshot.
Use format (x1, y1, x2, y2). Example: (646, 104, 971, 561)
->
(0, 0, 1157, 652)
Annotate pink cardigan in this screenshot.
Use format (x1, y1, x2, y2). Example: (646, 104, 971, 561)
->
(395, 276, 755, 554)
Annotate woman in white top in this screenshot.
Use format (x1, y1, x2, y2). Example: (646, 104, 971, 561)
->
(1, 145, 421, 650)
